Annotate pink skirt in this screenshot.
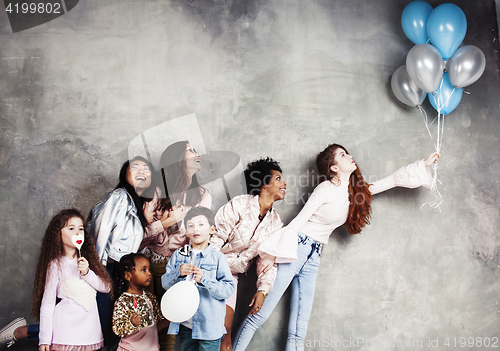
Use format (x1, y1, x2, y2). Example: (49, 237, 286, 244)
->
(50, 342, 103, 351)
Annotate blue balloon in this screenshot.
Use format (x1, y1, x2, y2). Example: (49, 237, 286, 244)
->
(428, 72, 463, 115)
(401, 1, 434, 45)
(427, 3, 467, 59)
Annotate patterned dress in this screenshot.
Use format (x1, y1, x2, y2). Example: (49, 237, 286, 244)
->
(112, 290, 165, 351)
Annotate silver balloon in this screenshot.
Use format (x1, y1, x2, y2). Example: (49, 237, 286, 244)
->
(447, 45, 486, 88)
(406, 43, 445, 93)
(391, 65, 426, 107)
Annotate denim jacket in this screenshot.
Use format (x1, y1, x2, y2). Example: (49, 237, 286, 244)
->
(88, 188, 144, 264)
(161, 244, 234, 341)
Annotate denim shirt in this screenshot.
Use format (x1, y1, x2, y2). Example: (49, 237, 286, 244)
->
(161, 244, 235, 341)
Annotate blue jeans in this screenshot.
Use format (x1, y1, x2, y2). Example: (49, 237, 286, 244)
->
(178, 325, 222, 351)
(233, 232, 322, 351)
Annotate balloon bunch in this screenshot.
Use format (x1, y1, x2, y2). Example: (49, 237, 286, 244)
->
(391, 1, 486, 209)
(392, 1, 485, 113)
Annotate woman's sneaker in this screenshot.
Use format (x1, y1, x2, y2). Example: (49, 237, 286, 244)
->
(0, 317, 27, 348)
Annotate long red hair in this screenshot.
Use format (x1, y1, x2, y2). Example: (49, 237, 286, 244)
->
(31, 209, 113, 319)
(316, 144, 373, 234)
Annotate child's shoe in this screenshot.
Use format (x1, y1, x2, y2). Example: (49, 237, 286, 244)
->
(0, 317, 27, 348)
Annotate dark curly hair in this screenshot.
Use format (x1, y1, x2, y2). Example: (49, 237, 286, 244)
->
(31, 209, 113, 319)
(244, 158, 283, 196)
(316, 144, 373, 235)
(184, 206, 215, 227)
(117, 253, 148, 295)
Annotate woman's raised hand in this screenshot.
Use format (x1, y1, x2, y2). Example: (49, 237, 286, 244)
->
(39, 345, 50, 351)
(143, 201, 155, 224)
(160, 206, 185, 230)
(424, 152, 440, 167)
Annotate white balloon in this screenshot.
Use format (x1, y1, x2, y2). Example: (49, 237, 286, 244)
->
(161, 281, 200, 323)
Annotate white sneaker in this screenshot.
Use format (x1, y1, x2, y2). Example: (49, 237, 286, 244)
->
(0, 317, 27, 348)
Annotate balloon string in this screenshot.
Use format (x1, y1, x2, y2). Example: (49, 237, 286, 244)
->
(418, 106, 437, 150)
(186, 258, 194, 282)
(420, 108, 444, 211)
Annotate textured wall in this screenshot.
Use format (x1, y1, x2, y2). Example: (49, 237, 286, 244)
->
(1, 0, 499, 350)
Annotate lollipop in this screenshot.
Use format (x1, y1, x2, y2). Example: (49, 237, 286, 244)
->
(71, 234, 84, 256)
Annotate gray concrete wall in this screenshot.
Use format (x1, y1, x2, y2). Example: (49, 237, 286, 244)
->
(1, 0, 499, 350)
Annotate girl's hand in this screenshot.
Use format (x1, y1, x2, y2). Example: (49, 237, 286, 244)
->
(248, 291, 266, 315)
(257, 254, 276, 276)
(424, 152, 440, 167)
(39, 345, 50, 351)
(160, 206, 185, 230)
(180, 263, 196, 277)
(192, 266, 204, 284)
(130, 312, 141, 327)
(78, 257, 89, 276)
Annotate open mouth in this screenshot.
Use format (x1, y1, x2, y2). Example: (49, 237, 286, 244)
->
(136, 176, 147, 181)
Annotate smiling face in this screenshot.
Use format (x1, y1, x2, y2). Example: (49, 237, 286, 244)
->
(186, 215, 212, 250)
(261, 170, 287, 201)
(184, 143, 201, 176)
(126, 159, 152, 195)
(61, 217, 85, 257)
(330, 148, 357, 176)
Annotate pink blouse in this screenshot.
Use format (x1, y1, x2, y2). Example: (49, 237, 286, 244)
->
(258, 160, 432, 262)
(39, 256, 110, 347)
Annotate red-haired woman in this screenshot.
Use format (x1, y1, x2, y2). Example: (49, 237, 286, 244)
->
(233, 145, 439, 351)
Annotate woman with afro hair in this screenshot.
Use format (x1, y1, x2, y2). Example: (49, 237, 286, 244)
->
(210, 157, 287, 351)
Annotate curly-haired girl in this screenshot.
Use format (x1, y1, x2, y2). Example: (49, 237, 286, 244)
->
(32, 208, 113, 351)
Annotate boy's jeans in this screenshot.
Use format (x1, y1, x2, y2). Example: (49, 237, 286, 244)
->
(178, 325, 222, 351)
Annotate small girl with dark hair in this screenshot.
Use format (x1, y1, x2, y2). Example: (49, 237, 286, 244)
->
(32, 208, 112, 351)
(112, 253, 168, 351)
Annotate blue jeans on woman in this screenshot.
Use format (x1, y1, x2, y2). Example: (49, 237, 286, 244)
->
(233, 232, 322, 351)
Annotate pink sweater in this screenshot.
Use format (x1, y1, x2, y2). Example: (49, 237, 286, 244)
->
(258, 160, 432, 262)
(39, 256, 110, 347)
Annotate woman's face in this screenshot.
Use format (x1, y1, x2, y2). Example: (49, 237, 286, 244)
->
(331, 148, 357, 175)
(185, 143, 201, 176)
(126, 159, 152, 195)
(261, 170, 287, 201)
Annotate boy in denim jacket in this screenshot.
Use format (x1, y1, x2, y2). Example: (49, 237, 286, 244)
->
(161, 207, 234, 351)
